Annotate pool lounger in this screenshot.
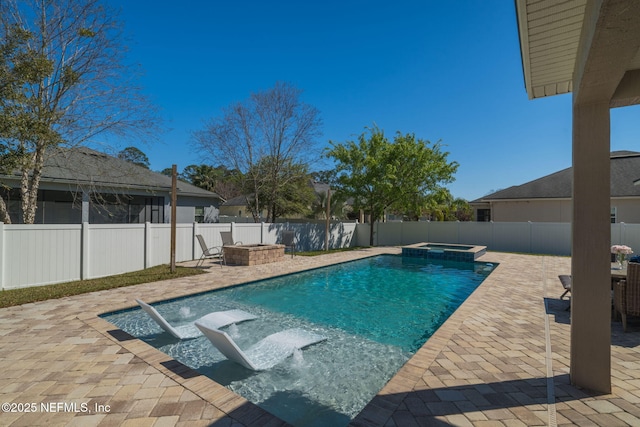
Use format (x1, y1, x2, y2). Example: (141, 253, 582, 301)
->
(136, 299, 257, 340)
(195, 321, 326, 371)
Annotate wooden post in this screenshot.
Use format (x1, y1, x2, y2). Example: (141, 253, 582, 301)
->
(170, 165, 177, 273)
(325, 188, 331, 251)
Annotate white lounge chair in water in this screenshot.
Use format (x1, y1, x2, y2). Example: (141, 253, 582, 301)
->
(136, 299, 257, 340)
(195, 321, 326, 370)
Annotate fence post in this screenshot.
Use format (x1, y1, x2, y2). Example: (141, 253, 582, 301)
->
(261, 222, 265, 244)
(81, 222, 90, 280)
(144, 222, 152, 268)
(231, 222, 236, 242)
(0, 222, 4, 290)
(192, 222, 198, 260)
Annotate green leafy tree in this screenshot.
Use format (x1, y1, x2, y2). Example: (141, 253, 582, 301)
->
(0, 0, 158, 224)
(159, 167, 173, 177)
(0, 22, 57, 222)
(180, 164, 242, 200)
(180, 164, 219, 191)
(117, 146, 150, 169)
(448, 197, 472, 221)
(308, 189, 351, 220)
(326, 126, 458, 245)
(247, 157, 315, 220)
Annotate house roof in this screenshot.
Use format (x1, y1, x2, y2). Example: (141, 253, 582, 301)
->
(472, 151, 640, 202)
(222, 195, 250, 207)
(0, 147, 222, 200)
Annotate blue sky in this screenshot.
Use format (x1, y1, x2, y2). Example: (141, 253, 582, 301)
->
(108, 0, 640, 201)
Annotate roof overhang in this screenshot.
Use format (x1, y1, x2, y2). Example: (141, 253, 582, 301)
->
(515, 0, 640, 107)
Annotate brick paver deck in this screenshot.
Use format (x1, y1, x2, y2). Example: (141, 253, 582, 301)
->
(1, 248, 639, 426)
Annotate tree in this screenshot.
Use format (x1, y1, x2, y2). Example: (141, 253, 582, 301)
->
(448, 197, 472, 221)
(247, 157, 315, 220)
(179, 164, 242, 200)
(181, 164, 219, 191)
(308, 189, 351, 220)
(326, 126, 458, 245)
(0, 0, 158, 224)
(193, 81, 322, 222)
(118, 147, 150, 169)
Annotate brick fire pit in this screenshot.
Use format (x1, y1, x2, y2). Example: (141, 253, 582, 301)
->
(223, 244, 285, 266)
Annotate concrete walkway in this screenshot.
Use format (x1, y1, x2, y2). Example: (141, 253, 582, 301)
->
(0, 249, 639, 426)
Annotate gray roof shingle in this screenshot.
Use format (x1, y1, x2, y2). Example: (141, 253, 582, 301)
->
(1, 147, 221, 199)
(473, 151, 640, 202)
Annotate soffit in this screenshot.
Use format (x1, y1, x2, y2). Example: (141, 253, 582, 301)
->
(517, 0, 640, 104)
(516, 0, 588, 99)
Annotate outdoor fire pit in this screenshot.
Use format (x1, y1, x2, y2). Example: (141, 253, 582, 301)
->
(223, 244, 285, 266)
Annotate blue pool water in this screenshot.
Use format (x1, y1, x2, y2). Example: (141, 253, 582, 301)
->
(102, 255, 495, 426)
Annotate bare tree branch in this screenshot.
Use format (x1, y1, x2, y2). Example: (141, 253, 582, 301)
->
(0, 0, 161, 223)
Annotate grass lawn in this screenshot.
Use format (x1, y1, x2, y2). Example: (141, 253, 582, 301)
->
(0, 265, 205, 309)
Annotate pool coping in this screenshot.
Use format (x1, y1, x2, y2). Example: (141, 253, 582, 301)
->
(2, 248, 640, 426)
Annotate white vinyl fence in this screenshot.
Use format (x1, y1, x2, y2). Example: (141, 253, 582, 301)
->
(4, 220, 640, 290)
(356, 221, 640, 258)
(0, 221, 357, 290)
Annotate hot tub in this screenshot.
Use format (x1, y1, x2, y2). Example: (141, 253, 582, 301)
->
(402, 242, 486, 262)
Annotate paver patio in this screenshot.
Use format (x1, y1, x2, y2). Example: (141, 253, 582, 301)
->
(0, 248, 639, 426)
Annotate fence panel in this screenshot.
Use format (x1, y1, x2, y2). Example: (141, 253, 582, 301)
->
(615, 223, 640, 255)
(458, 222, 493, 247)
(491, 222, 532, 253)
(531, 223, 571, 255)
(194, 223, 230, 249)
(330, 222, 356, 249)
(355, 223, 371, 247)
(234, 223, 263, 245)
(2, 224, 82, 289)
(400, 222, 431, 245)
(146, 224, 195, 266)
(375, 222, 404, 246)
(87, 224, 146, 279)
(428, 222, 461, 244)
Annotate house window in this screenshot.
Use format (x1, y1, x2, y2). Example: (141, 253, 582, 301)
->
(477, 209, 491, 222)
(611, 206, 617, 223)
(195, 206, 205, 223)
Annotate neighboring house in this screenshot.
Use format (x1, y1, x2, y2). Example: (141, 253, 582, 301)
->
(0, 147, 223, 224)
(219, 195, 268, 221)
(470, 151, 640, 223)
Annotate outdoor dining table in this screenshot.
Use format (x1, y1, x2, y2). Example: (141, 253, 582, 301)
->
(611, 264, 627, 282)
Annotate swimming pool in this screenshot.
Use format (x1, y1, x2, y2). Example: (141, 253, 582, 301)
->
(102, 255, 495, 427)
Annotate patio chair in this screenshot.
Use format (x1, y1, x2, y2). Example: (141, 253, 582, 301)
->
(135, 299, 257, 340)
(558, 275, 572, 311)
(282, 230, 296, 257)
(195, 234, 224, 267)
(614, 262, 640, 332)
(559, 275, 572, 299)
(195, 321, 326, 370)
(220, 231, 243, 246)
